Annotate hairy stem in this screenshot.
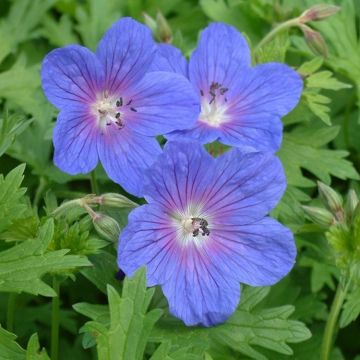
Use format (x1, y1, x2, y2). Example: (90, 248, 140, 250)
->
(255, 18, 300, 51)
(51, 277, 60, 360)
(320, 282, 348, 360)
(90, 170, 99, 194)
(6, 293, 17, 332)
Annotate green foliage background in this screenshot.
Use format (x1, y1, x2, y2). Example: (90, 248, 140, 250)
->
(0, 0, 360, 359)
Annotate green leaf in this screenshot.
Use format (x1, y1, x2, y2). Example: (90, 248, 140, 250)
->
(0, 164, 27, 233)
(306, 71, 351, 91)
(40, 14, 78, 47)
(74, 268, 163, 360)
(340, 287, 360, 328)
(298, 57, 323, 76)
(199, 0, 264, 41)
(151, 286, 311, 360)
(278, 124, 359, 188)
(81, 251, 122, 294)
(74, 0, 122, 50)
(304, 92, 332, 125)
(255, 31, 289, 63)
(0, 327, 50, 360)
(0, 57, 40, 114)
(0, 326, 25, 360)
(0, 219, 91, 296)
(150, 341, 199, 360)
(300, 0, 360, 121)
(0, 114, 32, 157)
(25, 334, 50, 360)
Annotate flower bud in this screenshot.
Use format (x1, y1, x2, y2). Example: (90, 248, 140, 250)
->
(299, 4, 340, 23)
(156, 11, 172, 43)
(143, 12, 157, 34)
(302, 205, 334, 226)
(345, 189, 359, 221)
(99, 193, 138, 209)
(301, 24, 328, 57)
(93, 214, 120, 243)
(317, 181, 343, 214)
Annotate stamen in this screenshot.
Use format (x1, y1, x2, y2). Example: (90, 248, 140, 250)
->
(116, 97, 123, 107)
(115, 112, 121, 118)
(191, 217, 210, 237)
(220, 87, 228, 95)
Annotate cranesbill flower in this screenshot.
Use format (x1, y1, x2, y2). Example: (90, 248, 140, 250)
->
(41, 18, 199, 196)
(118, 141, 296, 326)
(150, 23, 303, 151)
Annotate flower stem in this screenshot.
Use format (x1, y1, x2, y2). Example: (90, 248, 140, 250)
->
(33, 176, 47, 208)
(255, 18, 300, 52)
(51, 277, 60, 360)
(6, 293, 17, 332)
(90, 170, 99, 194)
(320, 282, 348, 360)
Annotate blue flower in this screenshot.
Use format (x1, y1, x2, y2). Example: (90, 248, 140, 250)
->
(118, 141, 296, 326)
(41, 17, 199, 196)
(151, 23, 303, 151)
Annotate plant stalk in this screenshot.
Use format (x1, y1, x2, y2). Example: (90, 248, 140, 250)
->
(33, 176, 47, 208)
(320, 282, 348, 360)
(51, 277, 60, 360)
(90, 170, 99, 194)
(255, 18, 300, 51)
(6, 293, 17, 332)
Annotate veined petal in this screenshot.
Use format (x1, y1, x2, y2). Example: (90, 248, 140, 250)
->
(202, 149, 286, 223)
(220, 113, 283, 151)
(165, 121, 222, 145)
(220, 63, 302, 151)
(118, 204, 241, 327)
(149, 44, 188, 77)
(96, 17, 156, 94)
(118, 204, 181, 286)
(162, 244, 240, 327)
(189, 23, 251, 91)
(124, 72, 199, 136)
(143, 141, 213, 211)
(53, 106, 99, 174)
(97, 127, 162, 197)
(210, 217, 296, 286)
(41, 45, 104, 108)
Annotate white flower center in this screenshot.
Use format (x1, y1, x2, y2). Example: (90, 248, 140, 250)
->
(171, 203, 211, 247)
(199, 100, 229, 127)
(198, 82, 230, 127)
(92, 92, 137, 132)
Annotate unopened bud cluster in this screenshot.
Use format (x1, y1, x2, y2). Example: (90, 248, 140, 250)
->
(303, 182, 360, 271)
(302, 181, 353, 227)
(53, 192, 138, 243)
(298, 4, 340, 58)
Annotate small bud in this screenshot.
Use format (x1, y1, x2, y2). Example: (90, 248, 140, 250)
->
(299, 4, 340, 23)
(143, 12, 157, 34)
(302, 205, 334, 226)
(93, 214, 120, 243)
(345, 189, 359, 221)
(99, 193, 138, 209)
(300, 24, 328, 57)
(317, 182, 343, 213)
(156, 11, 172, 43)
